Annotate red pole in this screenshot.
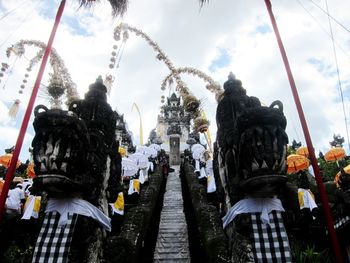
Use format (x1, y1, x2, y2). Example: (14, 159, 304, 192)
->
(0, 0, 66, 221)
(264, 0, 343, 262)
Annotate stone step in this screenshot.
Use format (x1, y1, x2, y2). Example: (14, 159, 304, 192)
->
(154, 251, 190, 257)
(157, 238, 188, 243)
(154, 256, 190, 263)
(157, 228, 187, 234)
(158, 216, 187, 221)
(154, 241, 189, 248)
(158, 220, 187, 225)
(153, 166, 190, 263)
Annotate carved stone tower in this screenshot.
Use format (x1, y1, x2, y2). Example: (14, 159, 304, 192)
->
(156, 93, 191, 165)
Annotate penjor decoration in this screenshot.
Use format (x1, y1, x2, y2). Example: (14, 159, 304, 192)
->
(160, 66, 223, 135)
(5, 39, 80, 113)
(111, 23, 201, 117)
(0, 0, 145, 224)
(161, 66, 223, 101)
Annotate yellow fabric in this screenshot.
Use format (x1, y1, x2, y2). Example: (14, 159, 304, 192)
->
(0, 180, 3, 194)
(24, 196, 41, 212)
(118, 147, 126, 157)
(298, 190, 315, 207)
(33, 196, 41, 213)
(298, 191, 304, 207)
(133, 179, 140, 193)
(113, 192, 124, 211)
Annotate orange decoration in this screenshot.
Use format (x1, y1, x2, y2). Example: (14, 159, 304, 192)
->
(287, 154, 310, 174)
(324, 147, 346, 162)
(26, 163, 36, 178)
(0, 153, 21, 168)
(296, 146, 309, 157)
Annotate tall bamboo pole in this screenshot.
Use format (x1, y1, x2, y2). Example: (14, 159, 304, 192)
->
(0, 0, 66, 221)
(132, 102, 143, 145)
(201, 110, 213, 153)
(264, 0, 342, 261)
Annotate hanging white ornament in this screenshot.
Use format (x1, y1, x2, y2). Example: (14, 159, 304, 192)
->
(8, 99, 20, 119)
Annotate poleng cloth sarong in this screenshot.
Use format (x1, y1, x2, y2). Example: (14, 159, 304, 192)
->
(251, 211, 292, 263)
(32, 211, 77, 263)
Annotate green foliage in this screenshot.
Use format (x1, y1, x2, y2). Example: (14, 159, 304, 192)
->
(318, 158, 350, 182)
(318, 158, 339, 182)
(3, 244, 33, 263)
(287, 145, 296, 156)
(292, 243, 332, 263)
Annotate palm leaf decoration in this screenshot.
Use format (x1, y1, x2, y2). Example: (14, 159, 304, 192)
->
(79, 0, 129, 16)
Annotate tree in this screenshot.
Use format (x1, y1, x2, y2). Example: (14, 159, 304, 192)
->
(79, 0, 128, 16)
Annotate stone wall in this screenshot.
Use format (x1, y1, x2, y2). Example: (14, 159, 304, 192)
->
(180, 161, 230, 262)
(105, 167, 165, 262)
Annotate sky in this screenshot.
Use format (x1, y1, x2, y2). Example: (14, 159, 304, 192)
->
(0, 0, 350, 163)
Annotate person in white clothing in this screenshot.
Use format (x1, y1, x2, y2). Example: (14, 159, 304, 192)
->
(21, 178, 33, 197)
(5, 183, 25, 214)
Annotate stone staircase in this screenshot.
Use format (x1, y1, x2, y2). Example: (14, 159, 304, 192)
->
(153, 166, 190, 262)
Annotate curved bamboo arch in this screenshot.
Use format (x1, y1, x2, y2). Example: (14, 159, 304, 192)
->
(161, 66, 223, 102)
(114, 24, 186, 94)
(112, 23, 222, 137)
(160, 66, 224, 150)
(113, 23, 203, 115)
(6, 40, 80, 106)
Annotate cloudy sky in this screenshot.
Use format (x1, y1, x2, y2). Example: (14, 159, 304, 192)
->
(0, 0, 350, 162)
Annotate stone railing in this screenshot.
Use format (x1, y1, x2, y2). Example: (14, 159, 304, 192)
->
(180, 161, 230, 262)
(105, 166, 165, 262)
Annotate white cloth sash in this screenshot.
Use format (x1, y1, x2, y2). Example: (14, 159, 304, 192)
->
(207, 175, 216, 193)
(45, 198, 111, 231)
(222, 197, 285, 228)
(139, 169, 145, 184)
(195, 159, 200, 172)
(198, 167, 207, 179)
(22, 196, 36, 220)
(148, 161, 154, 172)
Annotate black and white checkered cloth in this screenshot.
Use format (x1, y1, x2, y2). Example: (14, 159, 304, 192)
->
(32, 211, 77, 263)
(334, 215, 350, 230)
(251, 211, 292, 263)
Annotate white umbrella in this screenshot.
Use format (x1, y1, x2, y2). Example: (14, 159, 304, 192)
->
(149, 143, 161, 152)
(122, 158, 138, 177)
(148, 147, 158, 158)
(136, 146, 153, 158)
(129, 153, 148, 169)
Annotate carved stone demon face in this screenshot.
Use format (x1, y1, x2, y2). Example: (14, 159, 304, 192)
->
(237, 101, 289, 197)
(31, 77, 121, 208)
(216, 74, 289, 199)
(32, 105, 90, 196)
